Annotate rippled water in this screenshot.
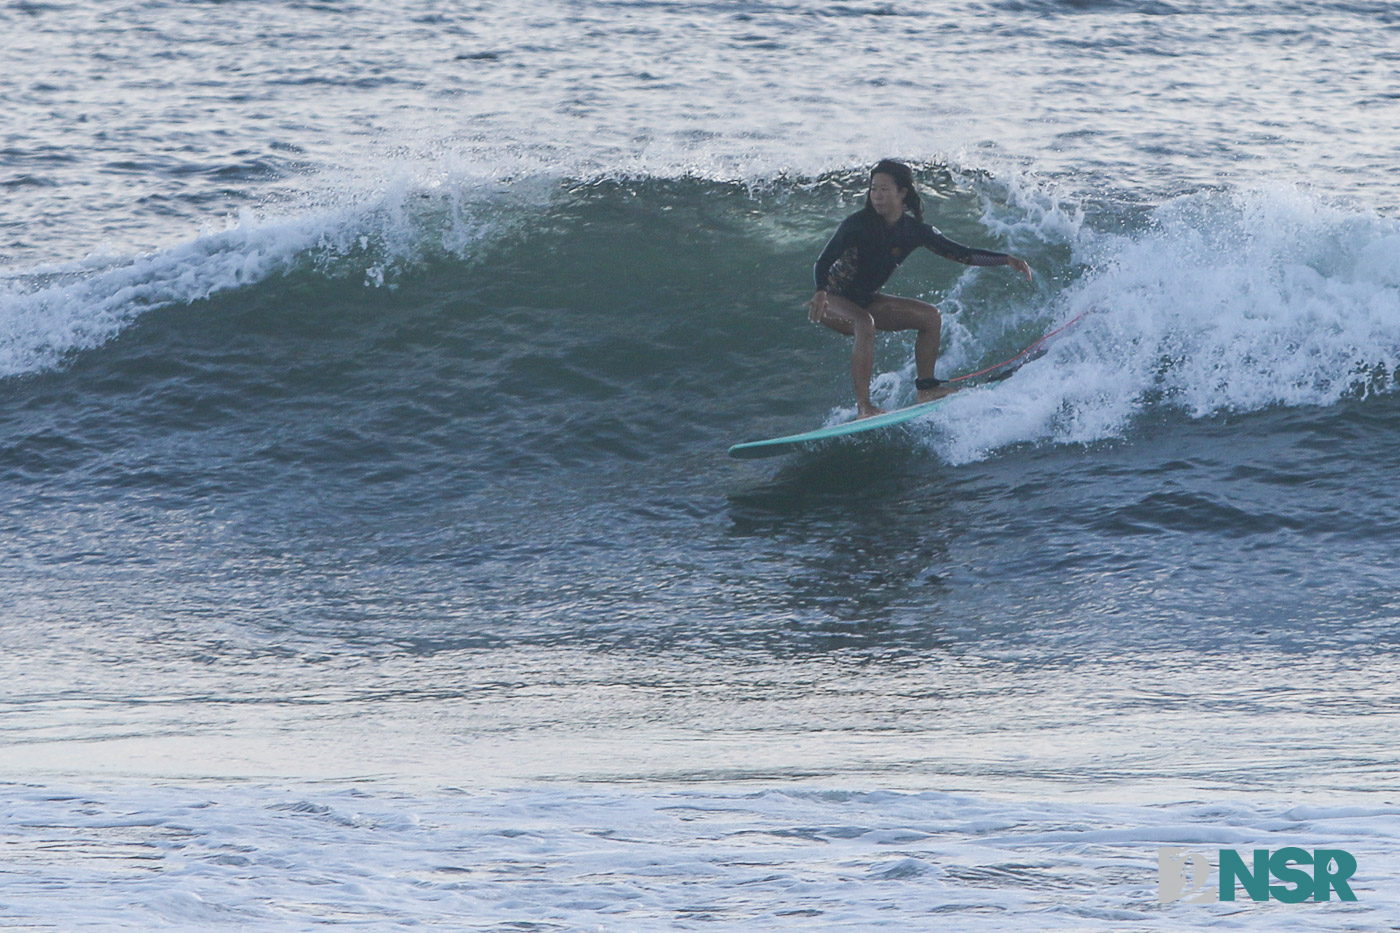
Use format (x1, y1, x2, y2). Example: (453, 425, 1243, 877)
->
(7, 0, 1400, 266)
(4, 1, 1400, 929)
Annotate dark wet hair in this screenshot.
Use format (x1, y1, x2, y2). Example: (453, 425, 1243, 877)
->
(863, 159, 923, 222)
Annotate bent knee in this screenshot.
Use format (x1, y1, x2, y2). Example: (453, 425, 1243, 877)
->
(817, 309, 855, 337)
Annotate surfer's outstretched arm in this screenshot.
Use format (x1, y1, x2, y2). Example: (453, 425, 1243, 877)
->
(919, 226, 1033, 281)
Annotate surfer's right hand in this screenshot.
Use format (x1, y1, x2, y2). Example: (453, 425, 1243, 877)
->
(808, 290, 827, 324)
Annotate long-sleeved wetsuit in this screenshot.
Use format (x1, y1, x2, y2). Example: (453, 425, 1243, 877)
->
(813, 208, 1013, 307)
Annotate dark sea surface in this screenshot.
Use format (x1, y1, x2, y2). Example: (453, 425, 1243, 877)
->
(3, 1, 1399, 928)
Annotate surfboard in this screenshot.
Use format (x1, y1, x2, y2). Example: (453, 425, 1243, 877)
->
(727, 313, 1085, 460)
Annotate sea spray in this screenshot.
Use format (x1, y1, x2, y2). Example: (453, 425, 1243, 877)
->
(923, 185, 1400, 463)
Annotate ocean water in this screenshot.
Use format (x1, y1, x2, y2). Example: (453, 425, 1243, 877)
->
(4, 0, 1400, 929)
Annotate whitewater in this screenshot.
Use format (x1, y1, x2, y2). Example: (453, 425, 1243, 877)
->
(4, 1, 1400, 930)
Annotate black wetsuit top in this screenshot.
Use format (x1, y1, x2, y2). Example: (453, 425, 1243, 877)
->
(813, 208, 1013, 307)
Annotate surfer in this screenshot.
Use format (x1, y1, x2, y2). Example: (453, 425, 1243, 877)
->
(809, 159, 1033, 418)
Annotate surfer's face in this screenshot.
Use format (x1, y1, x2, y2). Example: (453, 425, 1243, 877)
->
(869, 173, 906, 219)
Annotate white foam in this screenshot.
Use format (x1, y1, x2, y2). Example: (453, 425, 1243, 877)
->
(920, 184, 1400, 463)
(3, 781, 1395, 931)
(0, 166, 524, 379)
(0, 211, 334, 379)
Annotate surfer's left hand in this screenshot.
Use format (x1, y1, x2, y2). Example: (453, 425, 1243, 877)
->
(1009, 257, 1032, 281)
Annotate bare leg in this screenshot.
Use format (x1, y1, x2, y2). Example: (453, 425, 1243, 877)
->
(866, 295, 945, 402)
(812, 293, 885, 417)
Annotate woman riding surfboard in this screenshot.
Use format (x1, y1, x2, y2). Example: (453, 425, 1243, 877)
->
(809, 160, 1033, 418)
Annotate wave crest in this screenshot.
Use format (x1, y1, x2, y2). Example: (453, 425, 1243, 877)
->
(928, 185, 1400, 462)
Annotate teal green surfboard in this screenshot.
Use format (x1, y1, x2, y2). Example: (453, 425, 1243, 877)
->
(728, 313, 1086, 460)
(727, 391, 964, 459)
